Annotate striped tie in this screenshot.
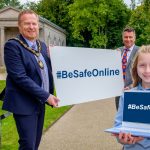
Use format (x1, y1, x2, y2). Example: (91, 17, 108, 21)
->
(122, 48, 129, 80)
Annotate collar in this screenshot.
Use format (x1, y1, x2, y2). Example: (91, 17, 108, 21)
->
(11, 36, 41, 57)
(124, 44, 135, 51)
(22, 36, 37, 48)
(137, 83, 150, 91)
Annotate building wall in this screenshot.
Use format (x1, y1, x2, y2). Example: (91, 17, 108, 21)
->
(40, 23, 66, 46)
(0, 7, 66, 68)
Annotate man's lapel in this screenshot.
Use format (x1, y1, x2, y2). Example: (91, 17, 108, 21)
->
(18, 34, 42, 80)
(126, 45, 137, 68)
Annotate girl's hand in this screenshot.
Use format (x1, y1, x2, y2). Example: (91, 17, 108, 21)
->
(133, 136, 144, 143)
(118, 132, 144, 144)
(124, 86, 130, 90)
(124, 84, 133, 91)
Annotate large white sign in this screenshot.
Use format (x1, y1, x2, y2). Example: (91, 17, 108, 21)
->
(50, 46, 124, 106)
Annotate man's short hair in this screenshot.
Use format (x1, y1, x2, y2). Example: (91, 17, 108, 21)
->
(122, 26, 136, 37)
(123, 27, 135, 33)
(18, 10, 39, 25)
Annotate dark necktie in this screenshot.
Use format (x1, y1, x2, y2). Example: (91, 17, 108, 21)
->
(122, 48, 129, 80)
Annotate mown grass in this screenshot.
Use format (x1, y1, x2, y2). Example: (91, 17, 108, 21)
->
(0, 80, 71, 149)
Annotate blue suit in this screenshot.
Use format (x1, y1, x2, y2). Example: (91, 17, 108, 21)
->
(3, 34, 54, 149)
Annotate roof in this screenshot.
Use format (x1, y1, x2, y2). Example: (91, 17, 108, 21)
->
(0, 6, 66, 34)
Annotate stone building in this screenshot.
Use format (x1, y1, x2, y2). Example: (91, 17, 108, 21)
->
(0, 6, 66, 69)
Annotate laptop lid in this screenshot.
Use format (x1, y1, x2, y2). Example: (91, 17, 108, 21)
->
(122, 91, 150, 128)
(105, 91, 150, 137)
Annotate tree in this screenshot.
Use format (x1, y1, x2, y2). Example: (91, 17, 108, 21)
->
(22, 1, 38, 10)
(32, 0, 130, 47)
(131, 0, 136, 10)
(35, 0, 74, 46)
(0, 0, 22, 9)
(68, 0, 130, 48)
(128, 1, 150, 45)
(36, 0, 73, 29)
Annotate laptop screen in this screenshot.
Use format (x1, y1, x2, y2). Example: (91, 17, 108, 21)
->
(123, 91, 150, 124)
(105, 91, 150, 137)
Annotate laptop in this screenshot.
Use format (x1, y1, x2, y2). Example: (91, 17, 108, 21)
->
(105, 91, 150, 137)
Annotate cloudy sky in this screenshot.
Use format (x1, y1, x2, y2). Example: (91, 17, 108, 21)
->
(20, 0, 131, 6)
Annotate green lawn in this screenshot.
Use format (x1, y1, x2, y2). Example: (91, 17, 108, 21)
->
(0, 80, 71, 149)
(0, 80, 6, 116)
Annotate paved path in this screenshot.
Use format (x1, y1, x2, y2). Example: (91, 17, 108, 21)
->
(39, 98, 122, 150)
(0, 74, 122, 149)
(0, 73, 6, 80)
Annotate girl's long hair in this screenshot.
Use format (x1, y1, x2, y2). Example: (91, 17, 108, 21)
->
(131, 45, 150, 87)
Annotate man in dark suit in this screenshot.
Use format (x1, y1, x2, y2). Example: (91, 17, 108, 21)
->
(2, 10, 59, 150)
(115, 27, 139, 110)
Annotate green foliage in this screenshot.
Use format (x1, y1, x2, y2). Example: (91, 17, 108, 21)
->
(36, 0, 73, 30)
(68, 0, 130, 48)
(22, 1, 38, 10)
(34, 0, 74, 46)
(128, 1, 150, 46)
(26, 0, 130, 48)
(0, 0, 22, 9)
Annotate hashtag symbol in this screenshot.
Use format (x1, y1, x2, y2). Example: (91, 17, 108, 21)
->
(128, 104, 132, 109)
(56, 71, 62, 79)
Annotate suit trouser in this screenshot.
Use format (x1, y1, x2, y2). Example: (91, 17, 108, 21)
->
(13, 105, 45, 150)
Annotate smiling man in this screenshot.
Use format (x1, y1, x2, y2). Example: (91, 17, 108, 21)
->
(2, 10, 59, 150)
(115, 27, 139, 110)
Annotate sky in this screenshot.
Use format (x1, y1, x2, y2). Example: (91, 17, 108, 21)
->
(20, 0, 131, 6)
(20, 0, 39, 4)
(124, 0, 131, 6)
